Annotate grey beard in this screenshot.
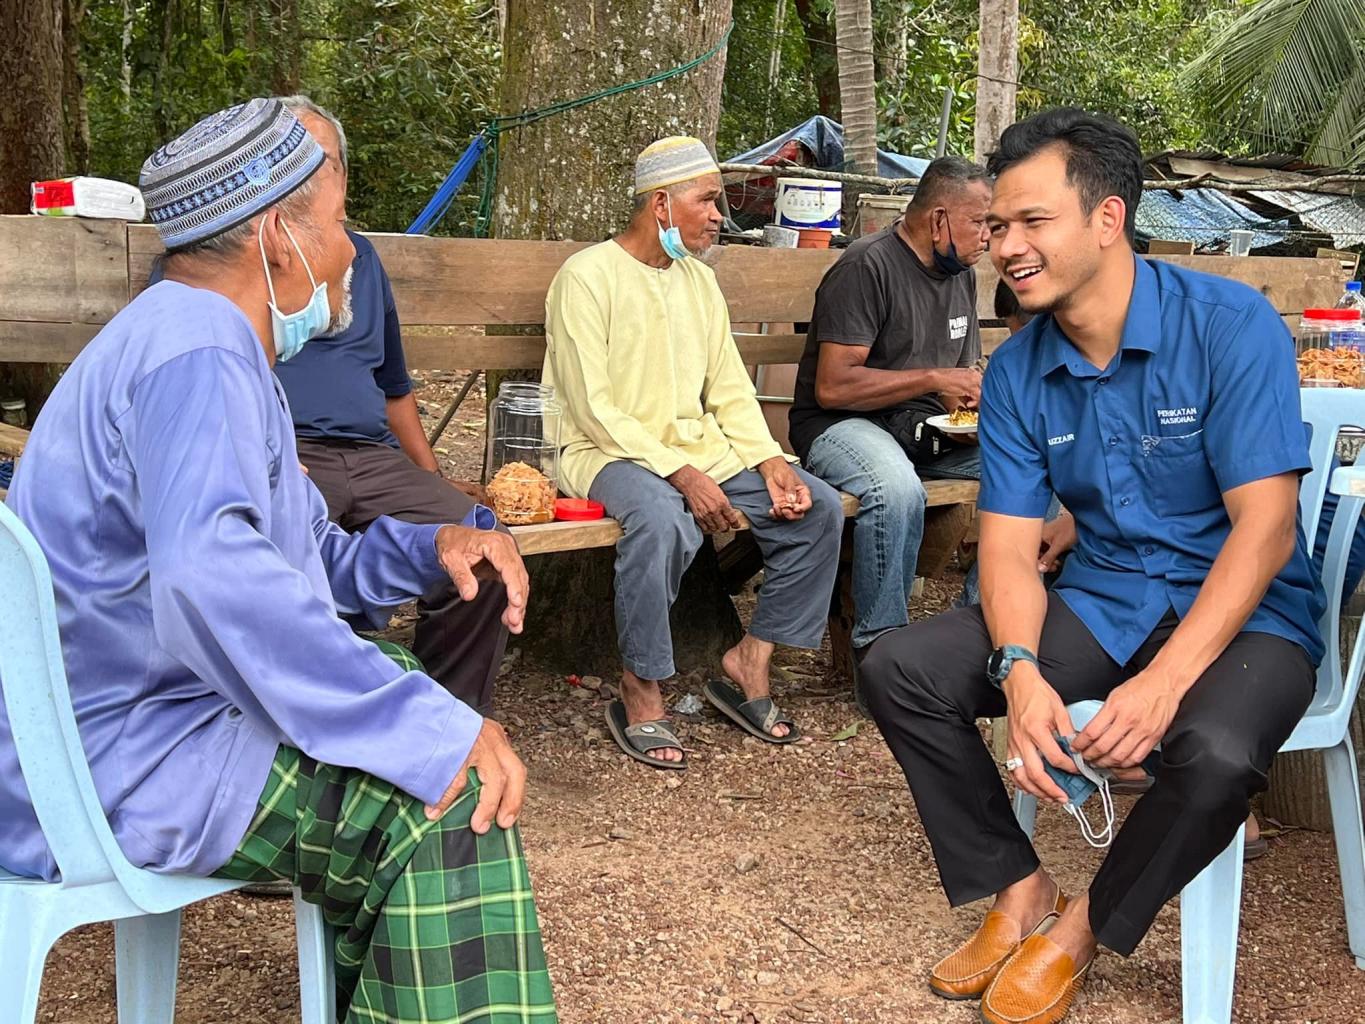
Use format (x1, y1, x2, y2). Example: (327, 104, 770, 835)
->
(328, 265, 355, 334)
(694, 242, 722, 267)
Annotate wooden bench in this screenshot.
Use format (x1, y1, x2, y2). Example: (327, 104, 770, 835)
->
(0, 218, 1347, 671)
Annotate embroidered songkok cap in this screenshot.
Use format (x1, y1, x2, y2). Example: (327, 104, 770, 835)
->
(140, 98, 325, 251)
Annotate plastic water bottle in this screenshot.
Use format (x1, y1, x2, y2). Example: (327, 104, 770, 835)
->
(1335, 281, 1365, 313)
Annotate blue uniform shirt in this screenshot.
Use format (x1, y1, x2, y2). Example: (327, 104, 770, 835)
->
(0, 281, 482, 881)
(271, 230, 411, 445)
(978, 256, 1325, 666)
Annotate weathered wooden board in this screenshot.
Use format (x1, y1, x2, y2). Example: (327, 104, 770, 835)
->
(0, 423, 30, 457)
(509, 480, 975, 555)
(0, 218, 127, 324)
(0, 217, 1346, 369)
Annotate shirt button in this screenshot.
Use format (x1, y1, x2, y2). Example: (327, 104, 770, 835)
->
(1098, 378, 1109, 386)
(1109, 436, 1119, 446)
(1144, 545, 1155, 555)
(1120, 496, 1131, 507)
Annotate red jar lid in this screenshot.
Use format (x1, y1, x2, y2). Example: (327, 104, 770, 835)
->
(554, 498, 605, 521)
(1303, 309, 1362, 320)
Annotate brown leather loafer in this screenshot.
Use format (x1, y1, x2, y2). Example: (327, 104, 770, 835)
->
(980, 933, 1092, 1024)
(929, 886, 1067, 1001)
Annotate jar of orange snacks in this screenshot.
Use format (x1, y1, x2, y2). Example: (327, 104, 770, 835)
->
(485, 382, 561, 524)
(1297, 309, 1364, 388)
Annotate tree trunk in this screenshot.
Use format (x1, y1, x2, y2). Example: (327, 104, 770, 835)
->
(270, 0, 302, 94)
(0, 0, 65, 211)
(0, 0, 68, 418)
(494, 0, 731, 240)
(119, 0, 133, 111)
(793, 0, 839, 119)
(832, 0, 876, 231)
(62, 0, 90, 174)
(494, 0, 740, 677)
(974, 0, 1019, 163)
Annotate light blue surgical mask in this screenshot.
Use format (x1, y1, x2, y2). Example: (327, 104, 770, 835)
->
(258, 215, 330, 362)
(656, 193, 690, 262)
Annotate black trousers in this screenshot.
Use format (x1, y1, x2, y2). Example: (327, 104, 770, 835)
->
(297, 438, 508, 716)
(860, 593, 1314, 955)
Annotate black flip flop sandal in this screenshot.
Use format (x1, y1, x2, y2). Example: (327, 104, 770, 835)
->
(703, 679, 802, 744)
(605, 699, 687, 770)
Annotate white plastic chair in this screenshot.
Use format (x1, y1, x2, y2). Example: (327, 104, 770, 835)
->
(0, 499, 335, 1023)
(1011, 388, 1365, 1023)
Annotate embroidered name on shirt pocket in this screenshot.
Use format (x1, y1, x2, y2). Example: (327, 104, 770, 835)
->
(1138, 429, 1221, 516)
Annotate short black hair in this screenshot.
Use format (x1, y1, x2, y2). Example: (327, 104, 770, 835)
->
(987, 107, 1142, 244)
(994, 279, 1030, 324)
(910, 155, 990, 210)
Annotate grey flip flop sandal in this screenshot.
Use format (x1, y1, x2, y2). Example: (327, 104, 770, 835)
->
(605, 699, 687, 770)
(703, 679, 802, 744)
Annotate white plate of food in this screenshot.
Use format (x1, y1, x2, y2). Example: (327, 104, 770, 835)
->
(926, 410, 979, 435)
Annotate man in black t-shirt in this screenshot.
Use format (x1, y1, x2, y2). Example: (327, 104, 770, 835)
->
(789, 156, 991, 659)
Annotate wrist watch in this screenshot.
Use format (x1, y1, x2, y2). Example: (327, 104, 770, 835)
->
(986, 644, 1039, 688)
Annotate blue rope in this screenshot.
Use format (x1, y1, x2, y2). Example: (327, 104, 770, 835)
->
(405, 132, 490, 234)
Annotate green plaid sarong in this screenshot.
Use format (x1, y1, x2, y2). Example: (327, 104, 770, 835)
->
(214, 638, 557, 1024)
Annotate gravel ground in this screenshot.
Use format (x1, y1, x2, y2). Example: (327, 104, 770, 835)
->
(32, 371, 1365, 1023)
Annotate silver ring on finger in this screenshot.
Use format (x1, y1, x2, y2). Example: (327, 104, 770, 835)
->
(1003, 756, 1024, 772)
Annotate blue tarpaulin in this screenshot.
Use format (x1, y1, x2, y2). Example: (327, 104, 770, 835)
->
(728, 115, 930, 180)
(1136, 188, 1288, 250)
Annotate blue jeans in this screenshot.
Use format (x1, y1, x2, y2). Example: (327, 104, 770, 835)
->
(805, 417, 980, 647)
(588, 461, 844, 679)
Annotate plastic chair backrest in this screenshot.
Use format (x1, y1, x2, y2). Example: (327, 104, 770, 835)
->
(1299, 390, 1365, 717)
(0, 502, 167, 908)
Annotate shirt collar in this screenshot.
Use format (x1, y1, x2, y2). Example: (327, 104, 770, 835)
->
(1039, 254, 1161, 378)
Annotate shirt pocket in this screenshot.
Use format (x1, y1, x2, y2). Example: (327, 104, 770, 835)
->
(1138, 430, 1222, 516)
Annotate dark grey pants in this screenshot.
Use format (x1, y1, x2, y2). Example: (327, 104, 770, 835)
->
(297, 438, 507, 715)
(587, 461, 845, 680)
(861, 593, 1314, 955)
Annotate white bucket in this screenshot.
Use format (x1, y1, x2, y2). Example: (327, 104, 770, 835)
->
(775, 177, 842, 231)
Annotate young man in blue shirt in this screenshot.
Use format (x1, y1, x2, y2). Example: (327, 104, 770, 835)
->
(271, 99, 507, 714)
(861, 108, 1323, 1024)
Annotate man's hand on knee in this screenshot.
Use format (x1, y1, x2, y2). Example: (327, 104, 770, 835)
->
(1072, 669, 1179, 770)
(435, 525, 529, 633)
(425, 718, 527, 832)
(667, 465, 743, 533)
(1003, 664, 1076, 804)
(758, 456, 812, 521)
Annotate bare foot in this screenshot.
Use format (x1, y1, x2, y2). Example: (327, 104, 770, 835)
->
(1043, 892, 1098, 967)
(991, 866, 1062, 938)
(619, 670, 683, 763)
(720, 634, 790, 739)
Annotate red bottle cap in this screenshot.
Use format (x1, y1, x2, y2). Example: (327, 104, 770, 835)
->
(554, 498, 606, 521)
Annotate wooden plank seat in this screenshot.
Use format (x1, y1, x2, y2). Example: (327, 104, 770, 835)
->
(509, 479, 979, 556)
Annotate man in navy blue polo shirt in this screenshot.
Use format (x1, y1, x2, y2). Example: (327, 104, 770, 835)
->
(862, 108, 1324, 1024)
(273, 98, 507, 714)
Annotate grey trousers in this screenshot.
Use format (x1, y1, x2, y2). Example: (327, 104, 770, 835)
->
(588, 460, 844, 680)
(297, 438, 508, 715)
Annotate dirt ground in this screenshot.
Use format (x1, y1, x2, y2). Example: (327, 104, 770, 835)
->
(33, 372, 1365, 1023)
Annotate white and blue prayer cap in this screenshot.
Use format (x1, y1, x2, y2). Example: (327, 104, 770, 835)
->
(633, 136, 721, 195)
(140, 98, 325, 252)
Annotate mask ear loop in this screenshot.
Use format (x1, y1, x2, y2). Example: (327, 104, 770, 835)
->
(257, 215, 280, 309)
(1068, 777, 1115, 849)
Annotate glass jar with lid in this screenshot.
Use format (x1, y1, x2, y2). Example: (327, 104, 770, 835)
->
(1297, 308, 1365, 388)
(0, 398, 26, 428)
(484, 381, 561, 524)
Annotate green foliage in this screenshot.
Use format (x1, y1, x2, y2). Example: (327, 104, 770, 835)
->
(1019, 0, 1243, 154)
(79, 0, 499, 233)
(1182, 0, 1365, 165)
(719, 0, 821, 156)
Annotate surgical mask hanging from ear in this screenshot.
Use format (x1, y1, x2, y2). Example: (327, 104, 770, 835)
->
(656, 192, 690, 262)
(932, 210, 971, 276)
(258, 215, 331, 362)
